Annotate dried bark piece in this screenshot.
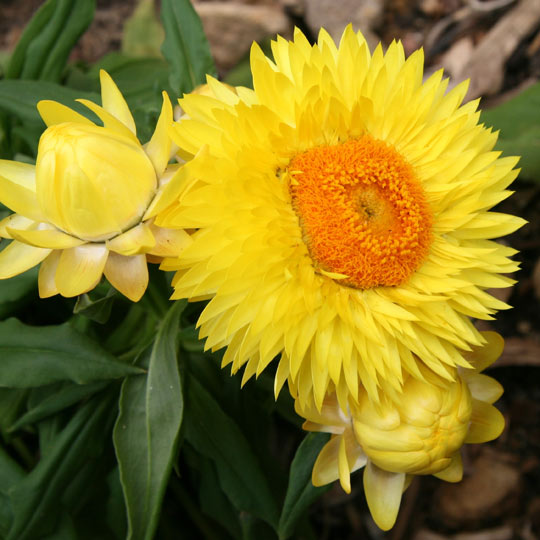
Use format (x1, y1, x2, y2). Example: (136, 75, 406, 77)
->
(460, 0, 540, 99)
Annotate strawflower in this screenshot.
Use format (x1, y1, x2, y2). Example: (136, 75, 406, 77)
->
(158, 26, 523, 408)
(296, 331, 505, 530)
(0, 70, 190, 301)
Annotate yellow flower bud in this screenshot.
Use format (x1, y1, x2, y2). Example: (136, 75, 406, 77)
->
(0, 70, 192, 301)
(353, 371, 472, 476)
(36, 123, 157, 241)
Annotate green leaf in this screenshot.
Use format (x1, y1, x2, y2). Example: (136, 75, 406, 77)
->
(41, 513, 78, 540)
(278, 433, 331, 540)
(73, 286, 117, 324)
(91, 54, 170, 109)
(122, 0, 164, 58)
(160, 0, 216, 97)
(0, 444, 24, 494)
(9, 381, 108, 432)
(114, 300, 185, 540)
(0, 318, 143, 388)
(0, 267, 38, 319)
(482, 81, 540, 181)
(185, 376, 279, 529)
(0, 389, 28, 436)
(0, 79, 99, 124)
(7, 391, 115, 540)
(0, 443, 24, 533)
(6, 0, 96, 82)
(489, 126, 540, 181)
(197, 455, 242, 539)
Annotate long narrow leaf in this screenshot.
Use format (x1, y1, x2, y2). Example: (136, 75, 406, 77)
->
(114, 300, 185, 540)
(160, 0, 216, 96)
(185, 376, 279, 529)
(7, 391, 115, 540)
(0, 318, 143, 388)
(0, 443, 24, 533)
(278, 433, 331, 539)
(5, 1, 56, 79)
(9, 381, 108, 431)
(0, 80, 99, 124)
(6, 0, 95, 82)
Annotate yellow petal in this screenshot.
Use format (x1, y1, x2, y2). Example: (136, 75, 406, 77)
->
(104, 252, 148, 301)
(37, 100, 95, 127)
(0, 160, 45, 222)
(312, 435, 341, 487)
(465, 399, 505, 444)
(56, 244, 108, 297)
(470, 331, 504, 372)
(38, 250, 61, 298)
(433, 452, 463, 483)
(99, 70, 136, 134)
(106, 223, 155, 256)
(0, 214, 34, 238)
(76, 99, 139, 144)
(0, 240, 51, 279)
(8, 227, 84, 249)
(463, 373, 503, 404)
(148, 224, 193, 257)
(145, 92, 173, 176)
(338, 433, 352, 493)
(144, 164, 188, 221)
(363, 461, 404, 531)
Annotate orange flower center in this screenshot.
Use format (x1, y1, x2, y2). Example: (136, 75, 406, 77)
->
(288, 136, 432, 289)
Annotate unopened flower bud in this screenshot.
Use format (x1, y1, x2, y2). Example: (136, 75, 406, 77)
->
(36, 123, 157, 241)
(353, 371, 472, 476)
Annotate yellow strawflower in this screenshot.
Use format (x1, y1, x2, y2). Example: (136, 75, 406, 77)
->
(158, 26, 523, 408)
(0, 70, 191, 301)
(297, 331, 505, 530)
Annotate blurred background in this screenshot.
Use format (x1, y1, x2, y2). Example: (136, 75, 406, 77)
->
(2, 1, 540, 539)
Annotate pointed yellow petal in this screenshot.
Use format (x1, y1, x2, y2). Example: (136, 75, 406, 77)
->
(99, 70, 136, 134)
(148, 224, 192, 257)
(465, 399, 505, 444)
(56, 244, 108, 297)
(0, 160, 45, 221)
(144, 164, 188, 221)
(145, 92, 173, 176)
(38, 250, 61, 298)
(104, 252, 149, 301)
(433, 452, 463, 483)
(106, 223, 155, 256)
(363, 462, 405, 531)
(0, 214, 34, 238)
(338, 433, 352, 493)
(76, 99, 139, 143)
(8, 227, 84, 249)
(0, 240, 51, 279)
(37, 100, 95, 127)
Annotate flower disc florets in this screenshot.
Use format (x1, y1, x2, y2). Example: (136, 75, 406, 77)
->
(160, 26, 523, 409)
(288, 136, 432, 288)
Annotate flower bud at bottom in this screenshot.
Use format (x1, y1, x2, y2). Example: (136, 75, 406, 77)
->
(353, 372, 472, 476)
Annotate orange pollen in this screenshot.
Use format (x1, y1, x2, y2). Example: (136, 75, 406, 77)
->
(288, 136, 433, 289)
